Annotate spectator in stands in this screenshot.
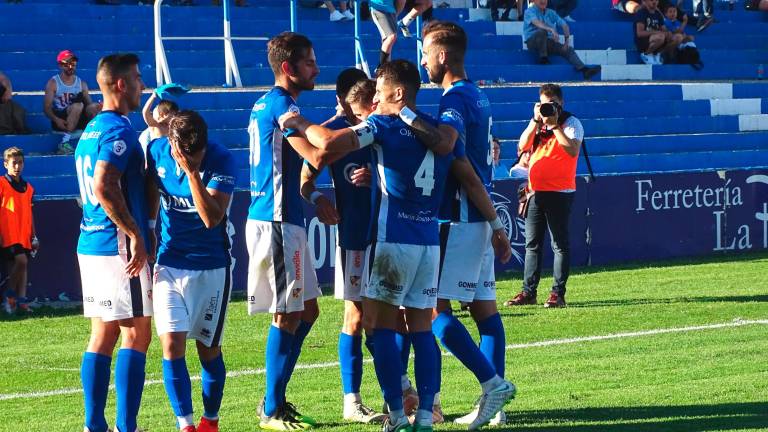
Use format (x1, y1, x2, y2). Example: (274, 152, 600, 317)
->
(691, 0, 714, 31)
(524, 0, 601, 80)
(43, 50, 102, 154)
(0, 147, 37, 315)
(549, 0, 577, 21)
(663, 4, 703, 69)
(0, 71, 28, 135)
(139, 92, 179, 154)
(491, 136, 513, 179)
(659, 0, 689, 32)
(370, 0, 432, 66)
(489, 0, 523, 21)
(634, 0, 683, 65)
(506, 83, 582, 308)
(612, 0, 642, 14)
(325, 1, 355, 21)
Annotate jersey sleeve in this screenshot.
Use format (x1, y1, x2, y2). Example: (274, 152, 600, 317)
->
(272, 93, 302, 138)
(145, 139, 159, 181)
(438, 93, 467, 137)
(96, 126, 135, 173)
(206, 148, 237, 194)
(350, 116, 381, 149)
(563, 116, 585, 142)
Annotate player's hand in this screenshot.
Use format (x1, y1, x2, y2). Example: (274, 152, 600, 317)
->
(491, 228, 512, 264)
(147, 229, 157, 264)
(125, 235, 148, 277)
(315, 196, 340, 225)
(170, 140, 205, 174)
(278, 111, 300, 131)
(549, 29, 559, 41)
(351, 166, 371, 187)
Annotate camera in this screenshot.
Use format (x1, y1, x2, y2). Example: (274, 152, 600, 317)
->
(539, 102, 561, 118)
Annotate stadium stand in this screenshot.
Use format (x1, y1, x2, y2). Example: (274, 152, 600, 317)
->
(0, 0, 767, 199)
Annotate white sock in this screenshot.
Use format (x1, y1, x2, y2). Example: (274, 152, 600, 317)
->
(389, 409, 405, 423)
(480, 375, 503, 394)
(344, 392, 362, 407)
(400, 375, 411, 391)
(433, 392, 441, 406)
(177, 414, 194, 428)
(402, 16, 413, 25)
(415, 409, 433, 426)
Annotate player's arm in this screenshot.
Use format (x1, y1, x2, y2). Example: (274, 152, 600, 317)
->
(282, 113, 362, 153)
(450, 157, 513, 264)
(144, 165, 160, 262)
(170, 142, 231, 229)
(142, 92, 160, 128)
(93, 160, 147, 276)
(300, 163, 339, 225)
(398, 107, 456, 156)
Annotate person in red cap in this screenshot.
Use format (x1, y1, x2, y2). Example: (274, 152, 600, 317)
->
(43, 50, 102, 154)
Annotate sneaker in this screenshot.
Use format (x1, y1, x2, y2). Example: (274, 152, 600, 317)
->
(397, 20, 412, 37)
(581, 65, 601, 81)
(544, 292, 566, 308)
(3, 297, 16, 314)
(696, 16, 713, 32)
(259, 404, 311, 430)
(381, 415, 410, 432)
(563, 15, 576, 22)
(403, 386, 419, 416)
(469, 380, 516, 430)
(431, 404, 444, 424)
(653, 53, 664, 65)
(411, 425, 433, 432)
(344, 401, 387, 424)
(197, 417, 218, 432)
(329, 10, 344, 21)
(639, 53, 654, 65)
(505, 291, 537, 306)
(16, 302, 32, 314)
(180, 426, 197, 432)
(342, 9, 354, 20)
(455, 399, 505, 425)
(284, 402, 316, 426)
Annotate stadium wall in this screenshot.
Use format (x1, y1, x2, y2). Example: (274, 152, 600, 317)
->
(28, 169, 768, 302)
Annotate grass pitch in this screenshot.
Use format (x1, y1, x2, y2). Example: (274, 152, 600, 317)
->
(1, 252, 767, 431)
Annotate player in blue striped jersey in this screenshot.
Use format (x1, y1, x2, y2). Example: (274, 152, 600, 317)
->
(247, 32, 336, 431)
(74, 53, 152, 432)
(145, 111, 236, 432)
(421, 21, 516, 428)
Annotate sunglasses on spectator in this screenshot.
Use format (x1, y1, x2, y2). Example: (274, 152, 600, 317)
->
(59, 60, 77, 66)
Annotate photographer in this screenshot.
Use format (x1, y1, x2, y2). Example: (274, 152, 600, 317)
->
(505, 84, 582, 308)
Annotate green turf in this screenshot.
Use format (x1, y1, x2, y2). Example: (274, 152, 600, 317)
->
(1, 252, 767, 431)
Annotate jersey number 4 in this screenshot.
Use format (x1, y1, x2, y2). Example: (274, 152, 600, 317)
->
(414, 151, 436, 196)
(75, 155, 98, 206)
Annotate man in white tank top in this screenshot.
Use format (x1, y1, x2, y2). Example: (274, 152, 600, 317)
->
(43, 50, 102, 150)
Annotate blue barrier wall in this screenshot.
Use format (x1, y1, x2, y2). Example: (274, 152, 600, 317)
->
(25, 169, 768, 302)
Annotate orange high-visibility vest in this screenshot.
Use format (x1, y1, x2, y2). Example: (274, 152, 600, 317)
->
(0, 176, 34, 249)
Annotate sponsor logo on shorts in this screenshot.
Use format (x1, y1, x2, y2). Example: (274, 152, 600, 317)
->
(204, 296, 218, 321)
(422, 287, 438, 297)
(292, 287, 303, 298)
(147, 289, 153, 301)
(353, 251, 362, 268)
(378, 280, 403, 292)
(350, 275, 361, 288)
(458, 281, 478, 291)
(99, 299, 113, 309)
(84, 296, 95, 303)
(248, 295, 256, 303)
(200, 328, 212, 338)
(483, 281, 496, 289)
(293, 251, 302, 281)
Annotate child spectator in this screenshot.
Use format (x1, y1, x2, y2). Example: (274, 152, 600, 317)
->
(139, 92, 179, 154)
(634, 0, 683, 65)
(0, 147, 37, 314)
(663, 4, 703, 68)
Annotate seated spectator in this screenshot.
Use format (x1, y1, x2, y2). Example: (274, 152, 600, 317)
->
(140, 92, 179, 154)
(324, 1, 355, 21)
(0, 147, 37, 315)
(489, 0, 516, 21)
(43, 50, 101, 154)
(612, 0, 641, 14)
(634, 0, 683, 65)
(0, 71, 28, 135)
(663, 4, 703, 69)
(524, 0, 601, 80)
(491, 136, 513, 179)
(549, 0, 577, 21)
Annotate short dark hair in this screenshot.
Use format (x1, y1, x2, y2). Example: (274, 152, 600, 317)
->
(345, 79, 376, 106)
(168, 110, 208, 155)
(375, 59, 421, 102)
(336, 68, 369, 99)
(96, 53, 140, 86)
(156, 100, 179, 118)
(664, 4, 676, 10)
(267, 32, 313, 77)
(422, 21, 467, 64)
(539, 83, 563, 101)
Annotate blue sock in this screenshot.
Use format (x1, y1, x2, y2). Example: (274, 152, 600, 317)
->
(411, 331, 437, 410)
(282, 320, 313, 396)
(200, 354, 226, 420)
(339, 333, 363, 395)
(364, 333, 375, 356)
(162, 357, 193, 418)
(264, 325, 294, 417)
(115, 349, 146, 432)
(432, 312, 495, 384)
(395, 331, 411, 375)
(81, 352, 111, 432)
(433, 338, 442, 395)
(372, 328, 403, 411)
(478, 313, 506, 378)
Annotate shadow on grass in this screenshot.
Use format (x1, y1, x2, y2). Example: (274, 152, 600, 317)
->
(567, 294, 768, 308)
(0, 305, 82, 322)
(492, 402, 768, 431)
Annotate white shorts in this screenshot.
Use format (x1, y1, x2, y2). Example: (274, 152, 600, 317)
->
(152, 265, 232, 347)
(334, 246, 371, 302)
(438, 222, 497, 302)
(365, 242, 439, 309)
(79, 254, 153, 321)
(246, 220, 321, 314)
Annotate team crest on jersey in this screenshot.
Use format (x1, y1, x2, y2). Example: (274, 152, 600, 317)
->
(157, 166, 166, 178)
(252, 102, 267, 112)
(441, 108, 464, 125)
(288, 104, 300, 114)
(292, 287, 303, 298)
(349, 275, 361, 288)
(112, 140, 127, 156)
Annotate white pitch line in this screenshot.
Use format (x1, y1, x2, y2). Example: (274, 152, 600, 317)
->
(2, 319, 765, 402)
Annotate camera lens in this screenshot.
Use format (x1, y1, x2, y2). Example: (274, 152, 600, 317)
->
(540, 103, 557, 117)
